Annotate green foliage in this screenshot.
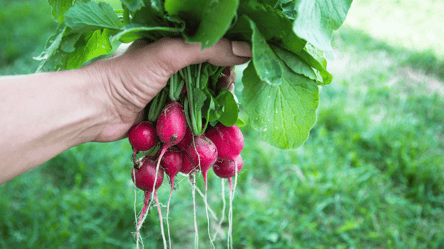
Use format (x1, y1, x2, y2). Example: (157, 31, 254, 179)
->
(242, 61, 319, 149)
(293, 0, 353, 51)
(165, 0, 239, 49)
(250, 19, 285, 86)
(64, 1, 123, 31)
(47, 0, 74, 23)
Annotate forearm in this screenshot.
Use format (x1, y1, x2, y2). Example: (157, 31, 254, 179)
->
(0, 68, 106, 184)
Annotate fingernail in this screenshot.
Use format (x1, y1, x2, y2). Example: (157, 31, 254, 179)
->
(232, 41, 252, 58)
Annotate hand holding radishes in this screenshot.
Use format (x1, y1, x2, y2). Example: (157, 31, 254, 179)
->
(0, 38, 250, 185)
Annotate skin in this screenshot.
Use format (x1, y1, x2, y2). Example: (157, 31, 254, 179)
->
(0, 38, 251, 185)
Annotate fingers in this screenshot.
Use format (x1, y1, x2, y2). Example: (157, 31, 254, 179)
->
(150, 38, 251, 77)
(217, 66, 237, 93)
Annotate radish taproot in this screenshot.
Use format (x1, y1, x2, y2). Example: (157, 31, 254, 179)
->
(128, 122, 157, 163)
(186, 135, 218, 186)
(206, 124, 244, 160)
(213, 155, 243, 179)
(176, 126, 193, 151)
(156, 101, 187, 150)
(131, 157, 165, 249)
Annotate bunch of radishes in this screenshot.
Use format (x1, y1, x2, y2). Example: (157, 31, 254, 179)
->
(128, 67, 244, 248)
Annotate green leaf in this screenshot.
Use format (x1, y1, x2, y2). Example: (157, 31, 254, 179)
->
(111, 24, 181, 43)
(120, 0, 144, 12)
(235, 117, 246, 127)
(66, 29, 112, 69)
(293, 0, 353, 51)
(277, 1, 296, 19)
(203, 92, 221, 122)
(193, 88, 207, 116)
(250, 19, 284, 86)
(47, 0, 74, 23)
(224, 14, 252, 42)
(238, 1, 306, 54)
(34, 23, 82, 72)
(299, 44, 332, 85)
(65, 2, 123, 31)
(60, 30, 84, 53)
(34, 23, 67, 61)
(242, 62, 319, 149)
(165, 0, 239, 49)
(150, 0, 163, 13)
(271, 45, 317, 81)
(216, 89, 239, 127)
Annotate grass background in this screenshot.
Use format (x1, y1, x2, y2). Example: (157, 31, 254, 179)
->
(1, 0, 444, 248)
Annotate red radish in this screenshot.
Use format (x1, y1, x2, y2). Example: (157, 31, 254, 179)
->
(157, 101, 187, 148)
(131, 157, 165, 249)
(180, 153, 198, 174)
(151, 101, 186, 249)
(161, 147, 183, 182)
(186, 135, 218, 184)
(128, 122, 157, 163)
(132, 158, 164, 192)
(155, 101, 187, 176)
(213, 155, 243, 179)
(176, 126, 193, 151)
(206, 124, 244, 160)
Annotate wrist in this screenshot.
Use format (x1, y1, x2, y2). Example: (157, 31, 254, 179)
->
(76, 60, 117, 143)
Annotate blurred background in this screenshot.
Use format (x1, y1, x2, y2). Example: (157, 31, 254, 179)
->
(1, 0, 443, 248)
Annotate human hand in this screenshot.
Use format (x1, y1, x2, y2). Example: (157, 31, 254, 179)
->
(83, 38, 251, 143)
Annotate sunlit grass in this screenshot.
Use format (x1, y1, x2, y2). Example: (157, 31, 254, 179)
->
(345, 0, 444, 59)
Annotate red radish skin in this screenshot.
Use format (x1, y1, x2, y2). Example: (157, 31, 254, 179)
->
(213, 155, 243, 179)
(128, 122, 157, 163)
(206, 124, 244, 160)
(132, 158, 164, 192)
(180, 153, 198, 175)
(176, 126, 193, 151)
(186, 135, 218, 183)
(161, 147, 183, 181)
(156, 101, 187, 148)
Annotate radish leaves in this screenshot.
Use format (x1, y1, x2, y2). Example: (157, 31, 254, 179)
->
(165, 0, 239, 49)
(293, 0, 353, 51)
(242, 61, 319, 149)
(64, 2, 123, 31)
(250, 20, 284, 86)
(47, 0, 74, 23)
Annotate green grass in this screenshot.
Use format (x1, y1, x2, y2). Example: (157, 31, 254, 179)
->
(1, 0, 444, 248)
